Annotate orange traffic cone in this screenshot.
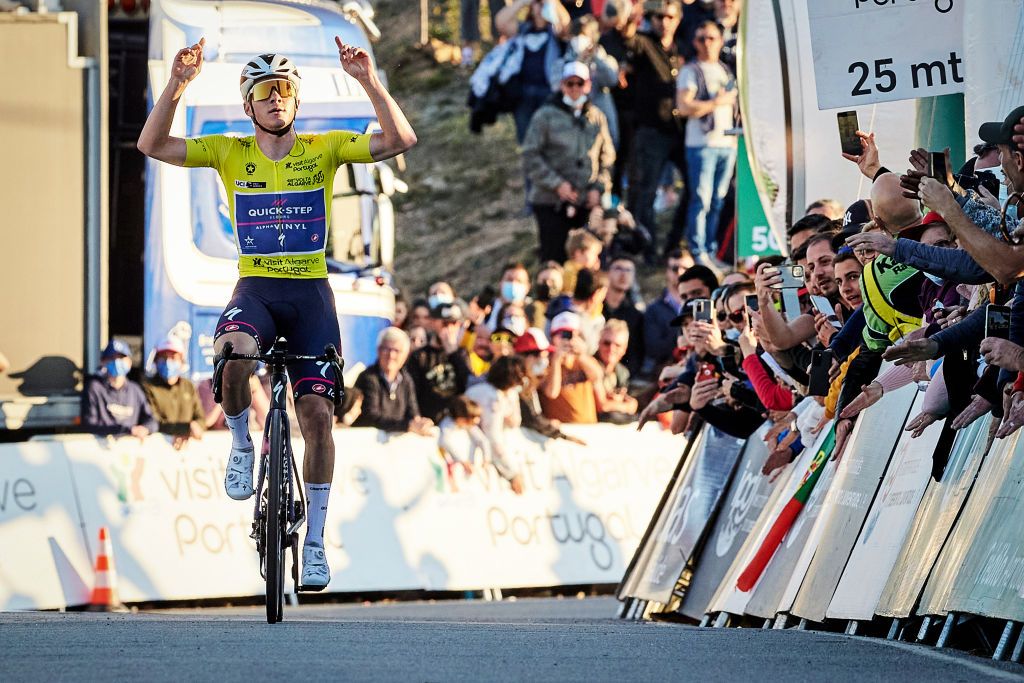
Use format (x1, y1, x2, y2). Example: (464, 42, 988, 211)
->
(86, 527, 126, 612)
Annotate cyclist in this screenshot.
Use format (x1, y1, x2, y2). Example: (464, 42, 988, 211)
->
(137, 37, 417, 587)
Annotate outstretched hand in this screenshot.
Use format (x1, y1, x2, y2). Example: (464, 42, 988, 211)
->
(882, 338, 939, 366)
(841, 130, 880, 180)
(172, 37, 205, 84)
(336, 38, 373, 82)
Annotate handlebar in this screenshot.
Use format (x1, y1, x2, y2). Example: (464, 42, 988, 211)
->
(212, 341, 345, 407)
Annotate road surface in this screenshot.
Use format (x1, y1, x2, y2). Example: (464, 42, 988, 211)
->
(2, 598, 1022, 681)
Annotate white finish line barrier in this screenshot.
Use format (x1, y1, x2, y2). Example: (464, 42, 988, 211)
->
(619, 383, 1024, 648)
(0, 424, 681, 610)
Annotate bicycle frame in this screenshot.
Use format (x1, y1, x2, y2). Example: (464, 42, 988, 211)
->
(211, 338, 343, 622)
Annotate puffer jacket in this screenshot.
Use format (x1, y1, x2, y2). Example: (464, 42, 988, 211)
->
(521, 95, 615, 207)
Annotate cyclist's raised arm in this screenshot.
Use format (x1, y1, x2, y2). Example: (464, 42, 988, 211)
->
(335, 38, 417, 162)
(137, 38, 205, 166)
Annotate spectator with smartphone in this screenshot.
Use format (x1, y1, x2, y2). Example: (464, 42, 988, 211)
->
(540, 311, 605, 423)
(674, 20, 737, 267)
(642, 254, 711, 376)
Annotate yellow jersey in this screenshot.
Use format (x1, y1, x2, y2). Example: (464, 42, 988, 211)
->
(183, 131, 374, 279)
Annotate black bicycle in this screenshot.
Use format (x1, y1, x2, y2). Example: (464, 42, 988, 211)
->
(212, 338, 343, 623)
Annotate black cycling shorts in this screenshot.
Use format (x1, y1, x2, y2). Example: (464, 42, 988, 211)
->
(214, 277, 341, 401)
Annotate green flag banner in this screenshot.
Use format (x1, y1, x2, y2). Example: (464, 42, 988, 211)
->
(736, 134, 781, 259)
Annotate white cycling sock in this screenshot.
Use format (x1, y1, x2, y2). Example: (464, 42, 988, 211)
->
(304, 482, 331, 547)
(225, 409, 252, 448)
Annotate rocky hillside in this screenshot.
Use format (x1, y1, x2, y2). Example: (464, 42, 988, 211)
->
(373, 0, 536, 299)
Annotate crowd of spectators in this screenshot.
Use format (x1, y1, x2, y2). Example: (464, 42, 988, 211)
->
(469, 0, 741, 269)
(632, 105, 1024, 483)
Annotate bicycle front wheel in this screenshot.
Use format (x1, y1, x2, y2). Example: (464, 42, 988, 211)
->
(265, 409, 286, 624)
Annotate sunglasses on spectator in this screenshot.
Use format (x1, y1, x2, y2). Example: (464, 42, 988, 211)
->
(554, 330, 576, 340)
(490, 332, 515, 344)
(717, 310, 745, 323)
(250, 79, 296, 102)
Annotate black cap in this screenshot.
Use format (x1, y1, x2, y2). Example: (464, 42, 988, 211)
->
(429, 302, 463, 322)
(843, 199, 871, 228)
(978, 105, 1024, 151)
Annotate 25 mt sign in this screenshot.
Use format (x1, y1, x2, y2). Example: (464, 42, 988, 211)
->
(807, 0, 964, 109)
(848, 52, 964, 98)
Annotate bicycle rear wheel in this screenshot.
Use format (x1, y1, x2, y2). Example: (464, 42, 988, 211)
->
(265, 410, 286, 624)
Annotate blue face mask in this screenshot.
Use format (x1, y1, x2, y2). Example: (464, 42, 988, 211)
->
(427, 293, 453, 310)
(501, 281, 529, 303)
(725, 328, 741, 341)
(156, 358, 182, 381)
(105, 357, 130, 378)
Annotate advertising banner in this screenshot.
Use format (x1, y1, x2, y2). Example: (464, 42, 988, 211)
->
(875, 417, 990, 618)
(940, 433, 1024, 622)
(619, 427, 745, 604)
(679, 427, 782, 620)
(744, 446, 836, 619)
(806, 0, 965, 110)
(706, 423, 830, 617)
(791, 382, 917, 623)
(0, 438, 94, 610)
(962, 0, 1024, 151)
(739, 0, 917, 252)
(826, 394, 944, 621)
(3, 424, 680, 607)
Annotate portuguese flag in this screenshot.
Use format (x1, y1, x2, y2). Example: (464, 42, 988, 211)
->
(736, 426, 836, 592)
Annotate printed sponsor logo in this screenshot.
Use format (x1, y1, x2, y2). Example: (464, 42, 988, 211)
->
(285, 170, 325, 188)
(285, 153, 324, 173)
(235, 180, 267, 189)
(225, 307, 243, 321)
(234, 189, 327, 254)
(245, 162, 256, 175)
(312, 384, 326, 394)
(311, 233, 319, 243)
(224, 324, 240, 332)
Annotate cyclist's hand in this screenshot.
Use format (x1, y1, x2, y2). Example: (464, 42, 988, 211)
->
(509, 474, 525, 495)
(171, 37, 205, 85)
(336, 38, 373, 82)
(130, 425, 150, 441)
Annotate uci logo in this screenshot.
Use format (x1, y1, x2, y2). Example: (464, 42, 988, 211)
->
(312, 384, 326, 394)
(245, 162, 256, 175)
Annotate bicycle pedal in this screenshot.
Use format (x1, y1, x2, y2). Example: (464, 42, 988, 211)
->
(297, 583, 327, 593)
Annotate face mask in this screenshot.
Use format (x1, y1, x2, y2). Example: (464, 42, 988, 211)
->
(923, 272, 945, 286)
(105, 358, 130, 378)
(427, 293, 453, 310)
(501, 281, 528, 303)
(562, 94, 587, 110)
(540, 1, 558, 24)
(724, 328, 741, 341)
(531, 357, 549, 375)
(156, 358, 182, 381)
(991, 165, 1012, 204)
(570, 35, 592, 54)
(502, 316, 528, 336)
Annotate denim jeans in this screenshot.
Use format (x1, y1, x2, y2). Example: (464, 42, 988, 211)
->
(627, 125, 687, 258)
(684, 145, 737, 258)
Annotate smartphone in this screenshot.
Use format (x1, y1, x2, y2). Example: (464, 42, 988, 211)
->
(837, 111, 861, 156)
(745, 294, 759, 313)
(930, 151, 948, 185)
(807, 349, 834, 397)
(768, 264, 805, 289)
(985, 304, 1012, 339)
(810, 295, 841, 328)
(691, 298, 712, 323)
(697, 361, 719, 382)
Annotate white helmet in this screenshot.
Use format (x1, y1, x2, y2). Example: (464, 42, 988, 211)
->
(239, 53, 302, 101)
